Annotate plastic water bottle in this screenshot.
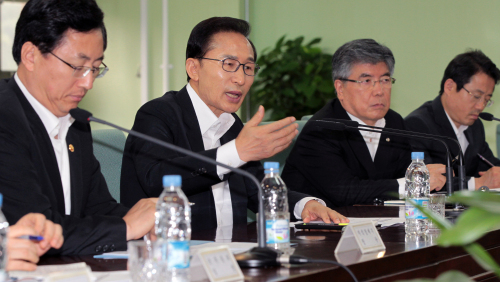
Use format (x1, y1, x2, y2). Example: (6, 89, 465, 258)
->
(155, 175, 191, 282)
(405, 152, 430, 235)
(0, 194, 9, 282)
(262, 162, 290, 251)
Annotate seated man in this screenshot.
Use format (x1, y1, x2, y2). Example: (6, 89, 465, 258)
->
(405, 50, 500, 190)
(282, 39, 446, 207)
(0, 0, 156, 255)
(7, 213, 63, 271)
(121, 17, 348, 232)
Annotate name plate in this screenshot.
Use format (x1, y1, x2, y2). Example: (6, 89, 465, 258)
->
(196, 246, 244, 282)
(334, 221, 385, 255)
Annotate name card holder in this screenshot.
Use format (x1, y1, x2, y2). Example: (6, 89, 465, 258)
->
(192, 245, 244, 282)
(334, 221, 386, 255)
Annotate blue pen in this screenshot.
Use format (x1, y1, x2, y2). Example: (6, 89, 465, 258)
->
(17, 235, 44, 241)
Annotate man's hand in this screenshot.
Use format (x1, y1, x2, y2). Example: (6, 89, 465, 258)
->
(235, 105, 298, 162)
(427, 164, 447, 191)
(476, 166, 500, 189)
(123, 198, 158, 241)
(6, 213, 63, 271)
(301, 200, 349, 224)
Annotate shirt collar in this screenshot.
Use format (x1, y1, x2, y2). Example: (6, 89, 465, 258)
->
(444, 109, 468, 136)
(186, 83, 234, 135)
(346, 111, 386, 134)
(14, 73, 74, 139)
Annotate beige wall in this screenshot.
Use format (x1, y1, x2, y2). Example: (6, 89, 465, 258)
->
(88, 0, 500, 155)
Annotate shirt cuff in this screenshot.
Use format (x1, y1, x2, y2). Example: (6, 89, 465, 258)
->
(468, 177, 476, 191)
(216, 140, 246, 179)
(397, 178, 405, 199)
(294, 197, 326, 219)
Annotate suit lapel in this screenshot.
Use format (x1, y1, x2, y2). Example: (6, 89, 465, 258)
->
(332, 100, 377, 176)
(432, 97, 461, 158)
(12, 79, 66, 215)
(177, 87, 205, 152)
(463, 127, 476, 166)
(67, 126, 83, 216)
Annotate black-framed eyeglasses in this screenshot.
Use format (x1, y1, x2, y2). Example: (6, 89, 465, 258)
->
(49, 52, 109, 79)
(338, 77, 396, 90)
(463, 87, 494, 108)
(197, 57, 260, 76)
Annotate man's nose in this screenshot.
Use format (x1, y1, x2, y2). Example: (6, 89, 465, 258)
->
(79, 73, 95, 90)
(232, 66, 246, 85)
(372, 80, 384, 96)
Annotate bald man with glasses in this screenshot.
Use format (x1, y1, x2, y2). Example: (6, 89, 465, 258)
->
(405, 50, 500, 191)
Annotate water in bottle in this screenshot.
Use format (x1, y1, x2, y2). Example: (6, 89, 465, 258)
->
(155, 175, 191, 282)
(405, 152, 430, 236)
(262, 162, 290, 251)
(0, 194, 9, 282)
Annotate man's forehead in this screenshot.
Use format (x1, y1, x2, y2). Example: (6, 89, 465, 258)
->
(206, 32, 253, 60)
(54, 29, 104, 61)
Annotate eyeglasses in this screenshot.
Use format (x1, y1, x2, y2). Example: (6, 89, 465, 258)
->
(197, 57, 260, 76)
(49, 52, 109, 79)
(463, 87, 494, 108)
(339, 77, 396, 90)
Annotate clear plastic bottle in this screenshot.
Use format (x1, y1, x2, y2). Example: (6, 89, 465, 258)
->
(0, 194, 9, 282)
(405, 152, 430, 236)
(155, 175, 191, 282)
(262, 162, 290, 251)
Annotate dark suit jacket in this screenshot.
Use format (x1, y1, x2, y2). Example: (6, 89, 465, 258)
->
(0, 78, 129, 255)
(282, 99, 411, 207)
(405, 96, 500, 182)
(120, 87, 308, 231)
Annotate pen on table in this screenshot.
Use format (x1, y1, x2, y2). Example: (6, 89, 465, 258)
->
(477, 153, 495, 167)
(17, 235, 43, 241)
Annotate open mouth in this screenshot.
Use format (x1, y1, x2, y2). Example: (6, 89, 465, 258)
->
(226, 91, 242, 101)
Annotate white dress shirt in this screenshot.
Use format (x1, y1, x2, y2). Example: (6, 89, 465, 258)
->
(444, 110, 475, 190)
(15, 73, 75, 215)
(346, 112, 406, 198)
(186, 83, 319, 232)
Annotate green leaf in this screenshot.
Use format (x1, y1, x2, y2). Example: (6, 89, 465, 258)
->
(306, 37, 322, 47)
(463, 243, 500, 277)
(438, 207, 500, 246)
(448, 191, 500, 214)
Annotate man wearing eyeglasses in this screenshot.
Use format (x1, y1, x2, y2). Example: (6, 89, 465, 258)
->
(0, 0, 157, 255)
(282, 39, 447, 207)
(121, 17, 349, 233)
(405, 50, 500, 190)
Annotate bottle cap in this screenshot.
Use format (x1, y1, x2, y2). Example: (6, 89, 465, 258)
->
(0, 193, 2, 207)
(163, 175, 182, 187)
(264, 162, 279, 170)
(411, 152, 424, 160)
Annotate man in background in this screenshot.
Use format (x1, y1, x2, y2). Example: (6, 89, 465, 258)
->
(282, 39, 446, 207)
(405, 50, 500, 190)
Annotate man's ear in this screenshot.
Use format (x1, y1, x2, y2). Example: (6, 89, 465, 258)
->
(443, 78, 457, 96)
(335, 80, 345, 101)
(185, 58, 200, 82)
(20, 42, 37, 71)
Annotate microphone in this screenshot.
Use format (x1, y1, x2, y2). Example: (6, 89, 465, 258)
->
(322, 118, 467, 193)
(314, 119, 455, 196)
(479, 112, 500, 122)
(69, 108, 278, 268)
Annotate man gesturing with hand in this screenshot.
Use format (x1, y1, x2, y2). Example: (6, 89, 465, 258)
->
(121, 17, 348, 233)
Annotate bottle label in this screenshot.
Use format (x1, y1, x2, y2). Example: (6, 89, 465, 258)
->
(167, 241, 190, 269)
(265, 219, 290, 244)
(405, 198, 429, 219)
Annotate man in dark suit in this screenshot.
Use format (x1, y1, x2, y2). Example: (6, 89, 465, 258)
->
(282, 39, 447, 207)
(0, 0, 156, 255)
(121, 17, 348, 232)
(405, 50, 500, 190)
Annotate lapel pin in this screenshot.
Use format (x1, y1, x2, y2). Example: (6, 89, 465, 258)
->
(68, 144, 74, 152)
(386, 138, 390, 142)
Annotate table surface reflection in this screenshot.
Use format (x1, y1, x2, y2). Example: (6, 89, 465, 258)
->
(39, 205, 500, 281)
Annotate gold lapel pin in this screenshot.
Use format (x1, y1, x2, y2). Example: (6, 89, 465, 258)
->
(386, 138, 390, 142)
(68, 144, 75, 152)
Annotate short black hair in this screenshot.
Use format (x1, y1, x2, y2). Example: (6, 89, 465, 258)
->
(185, 17, 256, 82)
(12, 0, 107, 65)
(439, 50, 500, 95)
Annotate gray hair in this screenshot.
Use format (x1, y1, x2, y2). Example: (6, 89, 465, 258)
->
(331, 39, 395, 81)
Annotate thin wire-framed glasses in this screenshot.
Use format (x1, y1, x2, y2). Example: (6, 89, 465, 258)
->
(338, 77, 396, 90)
(197, 57, 260, 76)
(463, 87, 494, 108)
(49, 52, 109, 79)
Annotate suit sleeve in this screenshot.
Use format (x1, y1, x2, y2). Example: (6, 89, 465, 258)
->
(124, 109, 228, 198)
(0, 122, 128, 256)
